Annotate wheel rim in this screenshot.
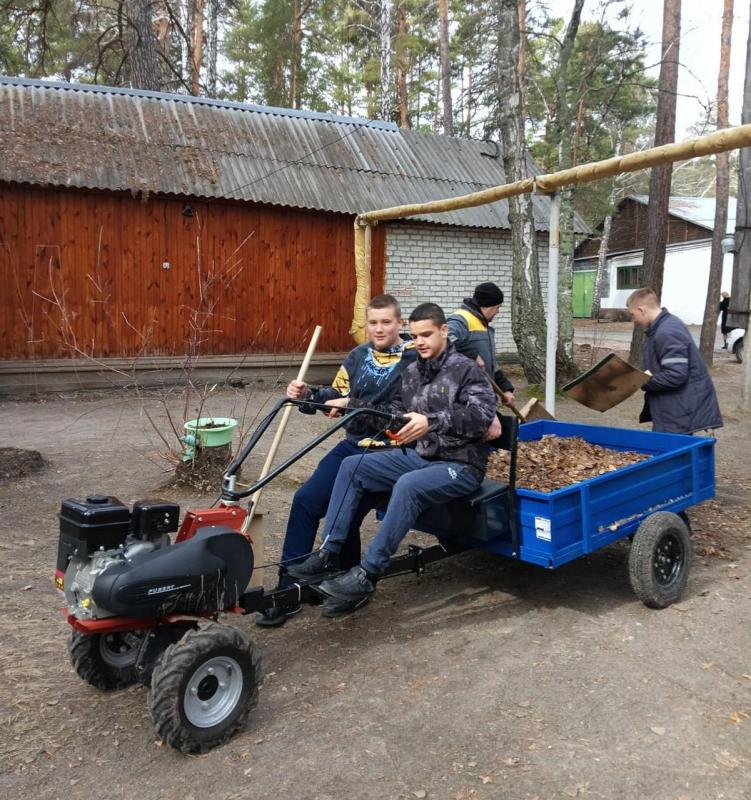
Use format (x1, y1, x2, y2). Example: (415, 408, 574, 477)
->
(99, 632, 138, 668)
(183, 655, 244, 728)
(652, 532, 684, 587)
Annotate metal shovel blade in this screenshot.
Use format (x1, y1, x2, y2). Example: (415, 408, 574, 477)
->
(562, 352, 650, 412)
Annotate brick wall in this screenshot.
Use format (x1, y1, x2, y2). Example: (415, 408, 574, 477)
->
(384, 223, 549, 354)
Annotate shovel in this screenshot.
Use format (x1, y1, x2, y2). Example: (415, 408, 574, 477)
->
(241, 325, 323, 586)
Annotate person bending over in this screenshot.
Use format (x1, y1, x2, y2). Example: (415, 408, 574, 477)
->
(627, 287, 722, 434)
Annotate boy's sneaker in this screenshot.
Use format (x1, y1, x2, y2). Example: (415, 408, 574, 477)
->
(254, 603, 302, 628)
(318, 565, 376, 605)
(286, 549, 342, 582)
(321, 594, 372, 618)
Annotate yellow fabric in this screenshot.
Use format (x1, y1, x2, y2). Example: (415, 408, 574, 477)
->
(370, 340, 415, 366)
(452, 308, 487, 333)
(331, 365, 350, 396)
(356, 437, 401, 448)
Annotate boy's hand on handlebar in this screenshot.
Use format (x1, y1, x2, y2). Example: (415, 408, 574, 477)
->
(394, 412, 429, 444)
(287, 379, 309, 399)
(324, 397, 349, 417)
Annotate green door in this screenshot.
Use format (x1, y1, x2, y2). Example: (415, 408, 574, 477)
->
(573, 271, 596, 317)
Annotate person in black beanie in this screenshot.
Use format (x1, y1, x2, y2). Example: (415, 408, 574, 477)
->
(447, 281, 515, 406)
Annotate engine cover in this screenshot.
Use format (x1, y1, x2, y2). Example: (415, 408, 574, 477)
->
(90, 526, 253, 618)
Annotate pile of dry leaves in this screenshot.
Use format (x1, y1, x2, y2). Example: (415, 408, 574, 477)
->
(486, 435, 650, 492)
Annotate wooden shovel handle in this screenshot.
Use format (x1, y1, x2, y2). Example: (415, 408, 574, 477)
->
(489, 376, 525, 421)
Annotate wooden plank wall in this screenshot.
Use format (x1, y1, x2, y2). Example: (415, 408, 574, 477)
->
(575, 198, 714, 260)
(0, 185, 385, 360)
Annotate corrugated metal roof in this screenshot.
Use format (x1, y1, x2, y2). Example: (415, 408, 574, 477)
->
(629, 194, 736, 234)
(0, 76, 585, 231)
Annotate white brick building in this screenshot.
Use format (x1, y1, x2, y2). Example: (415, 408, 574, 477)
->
(385, 225, 550, 355)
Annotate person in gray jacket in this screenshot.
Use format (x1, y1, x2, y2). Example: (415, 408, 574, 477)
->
(627, 288, 722, 434)
(447, 282, 515, 406)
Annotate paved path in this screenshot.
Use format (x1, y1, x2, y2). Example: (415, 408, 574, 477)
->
(574, 320, 727, 352)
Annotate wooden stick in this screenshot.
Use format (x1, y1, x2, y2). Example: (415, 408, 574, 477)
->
(242, 325, 323, 533)
(489, 376, 525, 421)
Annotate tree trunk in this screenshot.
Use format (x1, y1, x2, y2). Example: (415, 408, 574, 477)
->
(190, 0, 204, 95)
(630, 0, 681, 363)
(517, 0, 525, 85)
(156, 0, 170, 79)
(123, 0, 160, 91)
(592, 211, 613, 320)
(395, 3, 410, 128)
(438, 0, 453, 135)
(729, 1, 751, 407)
(379, 0, 392, 120)
(699, 0, 734, 365)
(496, 0, 546, 385)
(552, 0, 585, 384)
(180, 0, 190, 84)
(206, 0, 219, 97)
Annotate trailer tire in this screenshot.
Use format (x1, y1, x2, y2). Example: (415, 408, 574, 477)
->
(628, 512, 692, 608)
(147, 623, 261, 753)
(69, 630, 141, 690)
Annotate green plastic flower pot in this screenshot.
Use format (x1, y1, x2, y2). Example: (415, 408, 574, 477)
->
(183, 417, 238, 448)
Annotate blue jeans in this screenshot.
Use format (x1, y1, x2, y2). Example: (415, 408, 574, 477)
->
(279, 439, 377, 588)
(321, 448, 481, 575)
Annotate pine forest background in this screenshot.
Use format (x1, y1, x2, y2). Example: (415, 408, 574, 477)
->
(0, 0, 736, 232)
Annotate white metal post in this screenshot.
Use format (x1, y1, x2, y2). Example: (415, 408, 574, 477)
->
(545, 191, 560, 413)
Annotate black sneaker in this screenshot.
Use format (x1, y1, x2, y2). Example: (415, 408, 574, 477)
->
(254, 604, 302, 628)
(321, 594, 372, 618)
(318, 565, 376, 605)
(286, 549, 342, 582)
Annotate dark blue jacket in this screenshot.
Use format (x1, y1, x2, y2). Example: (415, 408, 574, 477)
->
(308, 340, 417, 443)
(447, 299, 514, 393)
(640, 309, 722, 433)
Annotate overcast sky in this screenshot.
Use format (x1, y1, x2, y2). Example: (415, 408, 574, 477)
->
(544, 0, 750, 137)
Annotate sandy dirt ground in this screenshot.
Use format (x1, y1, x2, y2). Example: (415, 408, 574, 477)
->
(1, 337, 750, 800)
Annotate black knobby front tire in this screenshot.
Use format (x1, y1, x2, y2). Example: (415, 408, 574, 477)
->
(733, 338, 743, 363)
(147, 622, 261, 754)
(69, 630, 141, 691)
(628, 511, 692, 609)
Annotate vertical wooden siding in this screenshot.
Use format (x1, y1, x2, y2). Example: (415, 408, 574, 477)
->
(575, 198, 713, 260)
(0, 185, 384, 359)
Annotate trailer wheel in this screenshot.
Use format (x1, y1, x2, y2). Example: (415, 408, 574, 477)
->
(628, 512, 692, 608)
(733, 337, 743, 363)
(147, 623, 261, 753)
(69, 630, 141, 690)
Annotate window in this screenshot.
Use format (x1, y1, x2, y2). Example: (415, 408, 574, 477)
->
(616, 266, 640, 290)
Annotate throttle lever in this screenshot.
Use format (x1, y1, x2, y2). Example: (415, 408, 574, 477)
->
(385, 415, 410, 454)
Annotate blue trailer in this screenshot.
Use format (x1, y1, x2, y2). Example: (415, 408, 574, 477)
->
(412, 417, 715, 609)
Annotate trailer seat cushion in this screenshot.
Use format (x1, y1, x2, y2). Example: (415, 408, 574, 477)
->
(466, 478, 508, 507)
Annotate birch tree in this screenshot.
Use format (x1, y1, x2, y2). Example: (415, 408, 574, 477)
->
(496, 0, 546, 384)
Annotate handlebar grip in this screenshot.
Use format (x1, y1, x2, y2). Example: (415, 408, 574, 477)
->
(385, 415, 409, 438)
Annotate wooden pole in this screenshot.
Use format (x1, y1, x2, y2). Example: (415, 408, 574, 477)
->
(355, 124, 751, 227)
(241, 326, 323, 590)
